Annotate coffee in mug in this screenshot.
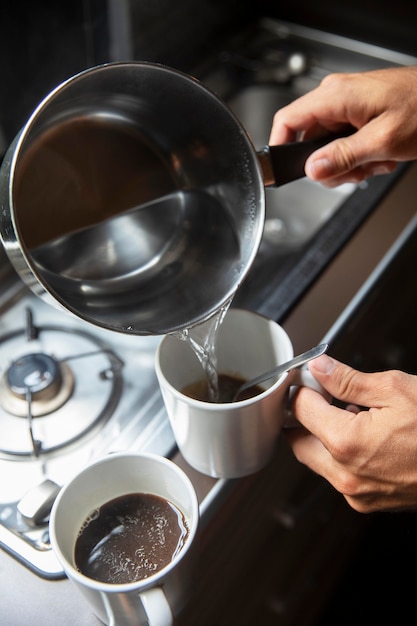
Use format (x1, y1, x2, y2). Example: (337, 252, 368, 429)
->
(181, 373, 264, 403)
(75, 492, 190, 584)
(49, 453, 199, 626)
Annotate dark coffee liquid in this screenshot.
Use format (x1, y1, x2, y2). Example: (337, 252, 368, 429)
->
(75, 493, 189, 584)
(182, 373, 264, 403)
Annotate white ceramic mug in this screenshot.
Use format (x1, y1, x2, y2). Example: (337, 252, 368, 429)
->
(155, 308, 323, 479)
(49, 453, 199, 626)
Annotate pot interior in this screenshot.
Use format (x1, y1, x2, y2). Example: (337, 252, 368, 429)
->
(7, 63, 265, 335)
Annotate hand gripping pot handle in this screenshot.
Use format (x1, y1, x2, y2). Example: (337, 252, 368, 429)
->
(259, 126, 355, 187)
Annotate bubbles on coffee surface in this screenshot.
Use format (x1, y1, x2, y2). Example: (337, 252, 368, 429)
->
(75, 493, 189, 584)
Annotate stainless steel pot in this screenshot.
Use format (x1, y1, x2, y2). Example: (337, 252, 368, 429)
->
(0, 62, 340, 335)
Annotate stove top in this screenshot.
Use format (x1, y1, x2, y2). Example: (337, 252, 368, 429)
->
(0, 289, 174, 578)
(2, 16, 417, 586)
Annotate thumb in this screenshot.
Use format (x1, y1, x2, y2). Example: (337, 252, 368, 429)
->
(305, 136, 359, 180)
(304, 122, 397, 182)
(307, 354, 382, 408)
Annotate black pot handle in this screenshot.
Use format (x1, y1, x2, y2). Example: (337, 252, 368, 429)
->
(257, 127, 355, 187)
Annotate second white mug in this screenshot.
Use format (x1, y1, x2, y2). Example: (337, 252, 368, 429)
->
(49, 452, 199, 626)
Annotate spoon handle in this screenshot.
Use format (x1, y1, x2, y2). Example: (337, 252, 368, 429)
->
(234, 342, 328, 400)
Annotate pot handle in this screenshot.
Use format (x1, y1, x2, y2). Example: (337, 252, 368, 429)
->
(258, 127, 355, 187)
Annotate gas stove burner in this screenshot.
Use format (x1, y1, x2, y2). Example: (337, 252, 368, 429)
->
(0, 308, 124, 459)
(0, 353, 75, 417)
(8, 353, 61, 396)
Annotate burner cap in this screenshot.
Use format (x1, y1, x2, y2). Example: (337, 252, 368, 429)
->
(0, 352, 74, 417)
(7, 353, 61, 396)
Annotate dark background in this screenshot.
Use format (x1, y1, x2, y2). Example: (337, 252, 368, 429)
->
(1, 0, 416, 151)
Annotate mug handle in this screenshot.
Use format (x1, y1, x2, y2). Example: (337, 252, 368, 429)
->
(141, 587, 173, 626)
(103, 586, 173, 626)
(284, 365, 331, 428)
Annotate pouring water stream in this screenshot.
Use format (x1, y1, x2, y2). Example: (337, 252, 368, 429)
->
(173, 299, 232, 402)
(174, 298, 328, 404)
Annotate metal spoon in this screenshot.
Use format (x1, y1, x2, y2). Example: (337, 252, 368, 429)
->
(232, 342, 328, 401)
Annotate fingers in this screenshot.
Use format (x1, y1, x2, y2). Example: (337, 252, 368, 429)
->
(290, 382, 354, 449)
(283, 417, 369, 510)
(277, 123, 398, 185)
(269, 72, 362, 145)
(304, 141, 398, 183)
(269, 67, 417, 185)
(291, 354, 417, 442)
(305, 354, 384, 407)
(303, 123, 399, 184)
(286, 355, 417, 513)
(285, 426, 333, 474)
(285, 420, 417, 514)
(306, 161, 398, 188)
(289, 355, 388, 443)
